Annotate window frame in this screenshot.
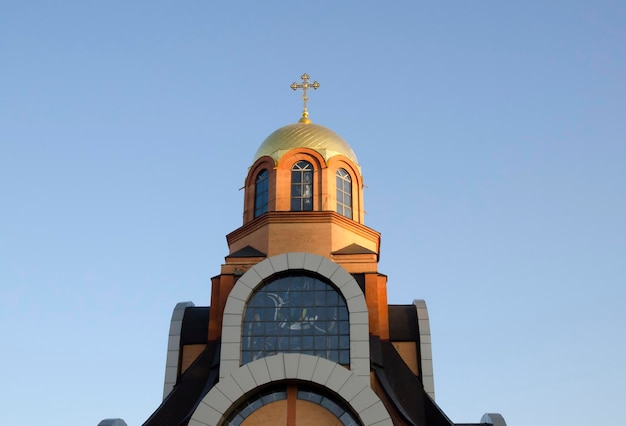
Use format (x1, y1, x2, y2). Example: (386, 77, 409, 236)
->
(254, 169, 269, 218)
(241, 273, 350, 366)
(335, 168, 353, 219)
(291, 160, 314, 211)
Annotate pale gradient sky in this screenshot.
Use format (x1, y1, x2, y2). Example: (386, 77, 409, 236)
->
(1, 1, 625, 425)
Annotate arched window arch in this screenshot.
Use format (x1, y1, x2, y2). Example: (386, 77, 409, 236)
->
(291, 160, 313, 211)
(224, 384, 361, 426)
(254, 169, 269, 218)
(241, 273, 350, 365)
(336, 168, 352, 219)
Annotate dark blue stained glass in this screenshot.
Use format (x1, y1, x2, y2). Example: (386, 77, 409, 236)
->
(326, 291, 338, 304)
(247, 399, 263, 415)
(230, 414, 243, 426)
(254, 169, 269, 218)
(302, 335, 314, 350)
(339, 350, 350, 365)
(314, 335, 326, 349)
(339, 335, 349, 347)
(243, 310, 256, 323)
(273, 390, 286, 401)
(260, 307, 274, 321)
(321, 397, 345, 418)
(339, 321, 349, 334)
(315, 349, 327, 358)
(326, 306, 338, 318)
(265, 336, 277, 351)
(298, 389, 323, 404)
(303, 321, 317, 334)
(327, 335, 339, 349)
(314, 280, 326, 291)
(259, 394, 273, 404)
(247, 296, 262, 308)
(313, 322, 327, 335)
(242, 274, 350, 365)
(276, 336, 288, 351)
(289, 336, 301, 350)
(340, 412, 360, 426)
(339, 308, 349, 321)
(239, 403, 254, 419)
(302, 292, 315, 305)
(303, 276, 313, 289)
(276, 278, 289, 292)
(251, 337, 265, 350)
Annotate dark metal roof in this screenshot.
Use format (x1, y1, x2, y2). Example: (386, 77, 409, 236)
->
(226, 245, 267, 258)
(332, 243, 377, 255)
(143, 341, 220, 426)
(371, 335, 457, 426)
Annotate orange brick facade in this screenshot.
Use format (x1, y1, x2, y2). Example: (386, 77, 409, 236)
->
(133, 111, 504, 426)
(208, 144, 391, 342)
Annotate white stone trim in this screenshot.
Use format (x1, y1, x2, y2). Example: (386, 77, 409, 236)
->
(481, 413, 507, 426)
(189, 354, 392, 426)
(162, 301, 195, 400)
(414, 299, 435, 400)
(219, 253, 371, 385)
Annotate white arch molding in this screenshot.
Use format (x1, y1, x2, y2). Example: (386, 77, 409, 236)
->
(219, 252, 371, 382)
(189, 253, 391, 425)
(188, 354, 392, 426)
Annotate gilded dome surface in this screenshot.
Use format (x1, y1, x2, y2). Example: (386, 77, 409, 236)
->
(253, 122, 359, 165)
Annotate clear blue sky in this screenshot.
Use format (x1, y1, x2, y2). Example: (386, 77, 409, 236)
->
(1, 1, 624, 425)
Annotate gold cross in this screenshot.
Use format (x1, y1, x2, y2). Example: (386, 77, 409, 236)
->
(291, 73, 320, 123)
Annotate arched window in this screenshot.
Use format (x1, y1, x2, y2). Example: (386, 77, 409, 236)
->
(224, 384, 361, 426)
(242, 274, 350, 365)
(254, 169, 269, 218)
(336, 169, 352, 219)
(291, 161, 313, 211)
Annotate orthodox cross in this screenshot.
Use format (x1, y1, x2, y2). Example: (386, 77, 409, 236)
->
(291, 73, 320, 123)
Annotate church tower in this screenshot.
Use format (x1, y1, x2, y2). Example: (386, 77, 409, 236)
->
(136, 75, 505, 426)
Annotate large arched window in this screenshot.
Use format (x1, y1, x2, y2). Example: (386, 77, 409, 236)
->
(242, 274, 350, 365)
(224, 384, 361, 426)
(291, 161, 313, 211)
(336, 168, 352, 219)
(254, 169, 269, 218)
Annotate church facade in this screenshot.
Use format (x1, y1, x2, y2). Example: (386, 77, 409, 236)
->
(108, 75, 506, 426)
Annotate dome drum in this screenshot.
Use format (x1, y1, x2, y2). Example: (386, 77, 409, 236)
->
(242, 147, 364, 225)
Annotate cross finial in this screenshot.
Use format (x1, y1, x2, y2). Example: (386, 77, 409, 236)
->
(290, 73, 320, 123)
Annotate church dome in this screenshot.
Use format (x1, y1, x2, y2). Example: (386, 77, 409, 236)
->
(253, 122, 359, 165)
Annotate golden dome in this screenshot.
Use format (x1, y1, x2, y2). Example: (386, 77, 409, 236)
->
(253, 122, 359, 166)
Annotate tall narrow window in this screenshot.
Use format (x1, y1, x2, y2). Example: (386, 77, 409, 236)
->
(254, 169, 269, 218)
(291, 161, 313, 211)
(336, 169, 352, 219)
